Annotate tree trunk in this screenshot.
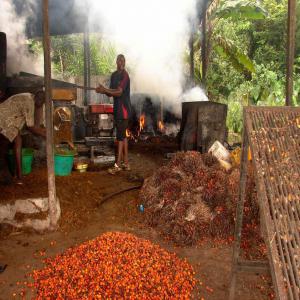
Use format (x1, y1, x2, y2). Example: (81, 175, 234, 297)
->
(189, 34, 195, 84)
(58, 50, 64, 76)
(201, 9, 207, 85)
(43, 0, 60, 230)
(286, 0, 297, 106)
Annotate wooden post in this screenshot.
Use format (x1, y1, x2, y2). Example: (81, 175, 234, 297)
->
(229, 118, 249, 300)
(0, 32, 6, 95)
(42, 0, 59, 229)
(201, 4, 207, 85)
(83, 26, 91, 106)
(286, 0, 297, 106)
(189, 33, 195, 83)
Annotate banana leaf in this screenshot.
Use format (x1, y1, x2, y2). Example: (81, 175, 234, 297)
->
(214, 35, 256, 74)
(214, 0, 267, 20)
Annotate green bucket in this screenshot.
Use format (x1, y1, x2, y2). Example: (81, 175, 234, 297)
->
(54, 150, 75, 176)
(8, 148, 34, 175)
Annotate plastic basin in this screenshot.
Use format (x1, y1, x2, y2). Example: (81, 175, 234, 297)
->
(8, 148, 34, 175)
(54, 150, 74, 176)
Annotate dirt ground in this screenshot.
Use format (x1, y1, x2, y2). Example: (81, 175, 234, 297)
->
(0, 142, 273, 299)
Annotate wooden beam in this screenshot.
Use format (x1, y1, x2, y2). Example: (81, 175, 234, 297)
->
(0, 32, 6, 94)
(286, 0, 297, 106)
(189, 33, 195, 83)
(42, 0, 59, 229)
(83, 27, 91, 106)
(201, 8, 207, 85)
(52, 88, 77, 101)
(236, 259, 269, 274)
(229, 119, 249, 300)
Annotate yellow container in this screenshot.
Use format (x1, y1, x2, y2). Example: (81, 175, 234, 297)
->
(248, 147, 252, 161)
(74, 163, 88, 173)
(231, 147, 241, 166)
(230, 146, 252, 167)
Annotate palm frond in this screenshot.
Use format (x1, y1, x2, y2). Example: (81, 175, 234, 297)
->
(214, 35, 255, 74)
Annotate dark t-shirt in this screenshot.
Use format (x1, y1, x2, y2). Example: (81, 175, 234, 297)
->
(110, 70, 131, 120)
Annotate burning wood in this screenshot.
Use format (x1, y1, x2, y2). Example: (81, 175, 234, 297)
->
(158, 120, 165, 132)
(126, 129, 135, 140)
(139, 114, 145, 132)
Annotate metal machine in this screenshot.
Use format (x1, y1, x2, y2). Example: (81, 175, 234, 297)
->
(86, 104, 114, 137)
(179, 101, 227, 153)
(84, 104, 115, 161)
(53, 105, 73, 147)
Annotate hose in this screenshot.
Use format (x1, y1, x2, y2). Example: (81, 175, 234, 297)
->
(99, 184, 143, 206)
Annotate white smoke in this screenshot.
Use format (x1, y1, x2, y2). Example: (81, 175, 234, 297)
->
(0, 0, 43, 75)
(164, 123, 181, 137)
(85, 0, 199, 112)
(181, 86, 208, 102)
(1, 0, 207, 113)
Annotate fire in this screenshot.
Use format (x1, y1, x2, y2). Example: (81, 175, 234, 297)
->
(139, 114, 145, 132)
(158, 121, 164, 132)
(126, 129, 133, 139)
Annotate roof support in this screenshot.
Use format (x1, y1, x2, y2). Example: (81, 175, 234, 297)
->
(83, 26, 91, 106)
(201, 5, 207, 86)
(42, 0, 59, 229)
(286, 0, 297, 106)
(189, 33, 195, 83)
(0, 33, 6, 94)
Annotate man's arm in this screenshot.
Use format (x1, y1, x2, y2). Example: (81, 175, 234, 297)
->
(27, 102, 46, 137)
(27, 126, 46, 137)
(96, 71, 129, 97)
(96, 85, 123, 97)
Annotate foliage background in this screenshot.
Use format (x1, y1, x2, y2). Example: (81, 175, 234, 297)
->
(29, 34, 116, 79)
(28, 0, 299, 136)
(201, 0, 300, 134)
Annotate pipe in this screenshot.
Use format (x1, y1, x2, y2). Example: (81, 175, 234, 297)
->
(99, 184, 143, 206)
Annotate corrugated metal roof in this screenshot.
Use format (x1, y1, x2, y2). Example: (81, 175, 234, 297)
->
(13, 0, 206, 38)
(13, 0, 95, 37)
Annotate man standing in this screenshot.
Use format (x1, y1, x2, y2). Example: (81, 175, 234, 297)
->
(96, 54, 131, 174)
(0, 90, 46, 184)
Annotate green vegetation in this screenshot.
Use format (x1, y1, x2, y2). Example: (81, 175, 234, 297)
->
(27, 0, 299, 136)
(197, 0, 300, 134)
(29, 34, 116, 78)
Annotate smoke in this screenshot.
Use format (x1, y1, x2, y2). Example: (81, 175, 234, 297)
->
(1, 0, 206, 114)
(181, 86, 208, 102)
(0, 0, 43, 75)
(164, 123, 181, 137)
(85, 0, 199, 113)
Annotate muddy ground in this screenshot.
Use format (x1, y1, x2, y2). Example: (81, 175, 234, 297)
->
(0, 141, 273, 299)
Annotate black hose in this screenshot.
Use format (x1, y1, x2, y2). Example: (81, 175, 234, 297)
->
(99, 184, 143, 205)
(0, 264, 7, 273)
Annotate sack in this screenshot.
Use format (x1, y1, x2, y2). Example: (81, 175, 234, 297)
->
(208, 141, 231, 162)
(208, 141, 232, 171)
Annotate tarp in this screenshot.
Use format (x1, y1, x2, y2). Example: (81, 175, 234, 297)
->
(13, 0, 207, 38)
(13, 0, 94, 37)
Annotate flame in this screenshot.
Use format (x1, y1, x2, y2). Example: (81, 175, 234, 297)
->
(158, 121, 164, 132)
(126, 129, 135, 140)
(139, 114, 145, 132)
